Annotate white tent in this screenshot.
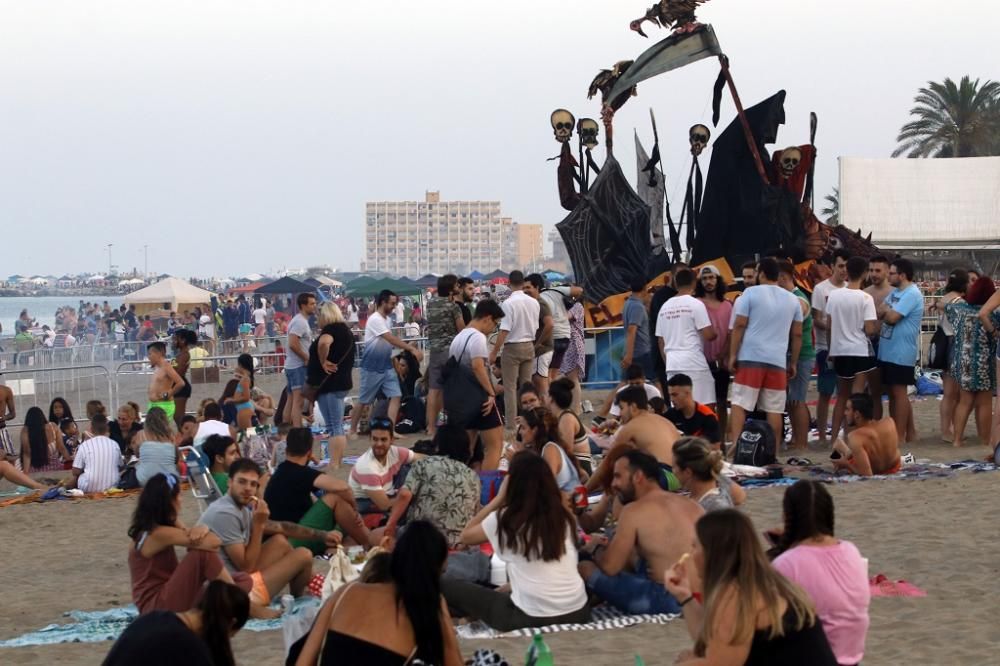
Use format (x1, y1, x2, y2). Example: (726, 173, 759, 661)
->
(124, 277, 214, 315)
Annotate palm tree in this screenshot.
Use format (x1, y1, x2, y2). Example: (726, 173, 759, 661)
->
(820, 187, 839, 225)
(893, 76, 1000, 158)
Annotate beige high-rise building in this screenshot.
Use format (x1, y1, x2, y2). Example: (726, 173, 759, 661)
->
(365, 192, 525, 276)
(515, 224, 543, 272)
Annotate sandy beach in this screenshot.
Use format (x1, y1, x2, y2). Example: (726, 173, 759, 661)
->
(1, 396, 997, 665)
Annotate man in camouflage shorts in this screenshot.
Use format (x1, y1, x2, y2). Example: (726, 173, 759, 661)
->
(425, 274, 465, 436)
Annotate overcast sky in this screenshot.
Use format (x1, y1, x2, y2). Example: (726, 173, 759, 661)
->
(0, 1, 991, 278)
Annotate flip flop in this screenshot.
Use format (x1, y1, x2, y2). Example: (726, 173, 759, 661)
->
(785, 457, 813, 467)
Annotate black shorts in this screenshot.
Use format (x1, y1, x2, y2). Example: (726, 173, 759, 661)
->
(175, 379, 192, 399)
(833, 356, 877, 380)
(550, 338, 570, 370)
(466, 401, 503, 433)
(879, 361, 915, 386)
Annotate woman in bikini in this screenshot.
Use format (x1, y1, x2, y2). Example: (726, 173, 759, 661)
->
(224, 353, 256, 432)
(548, 377, 593, 475)
(171, 330, 196, 430)
(19, 406, 71, 473)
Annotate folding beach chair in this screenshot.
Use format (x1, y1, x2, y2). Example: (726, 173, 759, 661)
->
(179, 445, 222, 511)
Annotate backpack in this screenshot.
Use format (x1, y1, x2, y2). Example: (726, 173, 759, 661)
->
(733, 419, 777, 467)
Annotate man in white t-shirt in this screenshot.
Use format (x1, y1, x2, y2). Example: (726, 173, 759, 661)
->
(349, 290, 424, 438)
(283, 292, 317, 427)
(349, 419, 425, 536)
(489, 271, 540, 432)
(826, 256, 879, 441)
(252, 301, 267, 338)
(810, 250, 848, 444)
(655, 269, 717, 409)
(66, 414, 122, 493)
(194, 402, 233, 446)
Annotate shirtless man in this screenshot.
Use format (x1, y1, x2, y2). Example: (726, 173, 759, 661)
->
(0, 379, 16, 463)
(864, 255, 893, 419)
(832, 393, 901, 476)
(578, 449, 703, 614)
(146, 341, 184, 422)
(585, 385, 682, 493)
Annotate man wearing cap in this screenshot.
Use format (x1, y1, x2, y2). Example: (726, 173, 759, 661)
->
(655, 269, 718, 411)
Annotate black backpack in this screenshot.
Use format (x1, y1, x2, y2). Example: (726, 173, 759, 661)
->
(733, 419, 777, 467)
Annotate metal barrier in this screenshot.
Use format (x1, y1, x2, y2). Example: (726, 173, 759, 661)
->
(0, 364, 115, 429)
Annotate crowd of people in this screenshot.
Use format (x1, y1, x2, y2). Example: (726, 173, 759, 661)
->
(2, 255, 999, 665)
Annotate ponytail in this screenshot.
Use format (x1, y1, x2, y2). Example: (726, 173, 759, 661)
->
(195, 581, 250, 666)
(390, 521, 448, 664)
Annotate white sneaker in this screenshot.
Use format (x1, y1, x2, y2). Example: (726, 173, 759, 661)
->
(581, 400, 593, 413)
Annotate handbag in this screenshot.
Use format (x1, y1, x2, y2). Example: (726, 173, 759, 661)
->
(441, 335, 488, 429)
(925, 327, 950, 371)
(320, 546, 359, 601)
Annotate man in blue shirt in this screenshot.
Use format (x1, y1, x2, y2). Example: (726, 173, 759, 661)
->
(876, 257, 923, 443)
(622, 277, 655, 380)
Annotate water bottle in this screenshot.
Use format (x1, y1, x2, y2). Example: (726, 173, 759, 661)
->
(320, 436, 330, 462)
(525, 632, 553, 666)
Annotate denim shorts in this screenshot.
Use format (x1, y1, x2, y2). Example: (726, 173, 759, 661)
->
(285, 366, 308, 391)
(586, 568, 682, 615)
(316, 390, 349, 436)
(787, 357, 814, 403)
(358, 368, 402, 405)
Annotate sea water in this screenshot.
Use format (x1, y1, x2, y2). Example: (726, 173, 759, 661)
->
(0, 295, 125, 334)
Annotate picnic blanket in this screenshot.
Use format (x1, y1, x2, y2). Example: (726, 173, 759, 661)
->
(455, 605, 679, 639)
(0, 597, 318, 648)
(0, 486, 145, 509)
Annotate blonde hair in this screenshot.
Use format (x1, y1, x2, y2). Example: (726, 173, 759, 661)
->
(143, 407, 175, 442)
(695, 511, 817, 655)
(118, 403, 139, 421)
(318, 302, 345, 327)
(672, 436, 723, 482)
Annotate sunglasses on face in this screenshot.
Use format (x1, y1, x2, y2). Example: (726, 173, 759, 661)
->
(370, 418, 393, 430)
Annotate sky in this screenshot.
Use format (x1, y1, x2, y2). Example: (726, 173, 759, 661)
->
(0, 1, 992, 278)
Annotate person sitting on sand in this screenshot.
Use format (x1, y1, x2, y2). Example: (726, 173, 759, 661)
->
(664, 374, 722, 448)
(578, 450, 703, 615)
(443, 452, 590, 631)
(65, 414, 122, 493)
(263, 427, 377, 554)
(665, 510, 837, 665)
(202, 434, 241, 494)
(110, 402, 143, 456)
(770, 480, 870, 666)
(127, 473, 259, 615)
(197, 458, 315, 607)
(19, 405, 71, 473)
(135, 408, 181, 487)
(585, 386, 683, 493)
(672, 436, 746, 511)
(831, 393, 901, 476)
(348, 418, 425, 536)
(194, 402, 231, 447)
(292, 521, 464, 666)
(80, 399, 107, 441)
(105, 580, 250, 666)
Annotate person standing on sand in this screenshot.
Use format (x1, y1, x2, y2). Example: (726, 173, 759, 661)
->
(864, 255, 893, 419)
(283, 293, 317, 428)
(0, 379, 16, 463)
(876, 257, 923, 445)
(831, 393, 901, 476)
(171, 330, 195, 429)
(811, 250, 849, 445)
(146, 342, 184, 422)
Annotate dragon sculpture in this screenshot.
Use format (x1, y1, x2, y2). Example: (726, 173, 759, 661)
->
(630, 0, 711, 38)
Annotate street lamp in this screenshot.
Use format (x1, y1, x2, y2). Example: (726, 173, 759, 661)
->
(106, 243, 113, 276)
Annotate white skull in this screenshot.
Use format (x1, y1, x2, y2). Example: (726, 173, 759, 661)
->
(689, 124, 710, 156)
(578, 118, 599, 149)
(551, 109, 576, 143)
(780, 146, 802, 177)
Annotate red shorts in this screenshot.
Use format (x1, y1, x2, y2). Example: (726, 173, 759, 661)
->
(732, 363, 787, 413)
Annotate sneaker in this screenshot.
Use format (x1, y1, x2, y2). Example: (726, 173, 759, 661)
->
(581, 400, 593, 413)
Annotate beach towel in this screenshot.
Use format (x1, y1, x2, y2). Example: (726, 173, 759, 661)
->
(806, 460, 999, 484)
(455, 605, 679, 640)
(0, 486, 146, 509)
(869, 574, 927, 597)
(0, 598, 319, 648)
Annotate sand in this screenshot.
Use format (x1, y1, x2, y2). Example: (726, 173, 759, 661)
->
(1, 396, 998, 665)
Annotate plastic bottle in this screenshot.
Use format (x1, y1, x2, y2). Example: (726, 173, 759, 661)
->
(320, 436, 330, 462)
(525, 632, 553, 666)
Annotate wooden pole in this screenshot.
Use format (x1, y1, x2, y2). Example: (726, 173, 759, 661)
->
(718, 56, 769, 187)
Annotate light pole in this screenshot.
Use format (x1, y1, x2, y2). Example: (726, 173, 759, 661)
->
(106, 243, 113, 276)
(143, 245, 148, 278)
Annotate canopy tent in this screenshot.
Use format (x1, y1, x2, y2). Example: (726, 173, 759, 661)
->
(124, 277, 214, 316)
(344, 276, 378, 291)
(483, 270, 508, 281)
(345, 277, 423, 297)
(467, 270, 485, 280)
(229, 280, 270, 295)
(415, 274, 440, 287)
(254, 276, 316, 295)
(308, 276, 343, 288)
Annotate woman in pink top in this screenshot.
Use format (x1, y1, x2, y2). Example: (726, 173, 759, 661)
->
(695, 265, 733, 437)
(770, 480, 870, 666)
